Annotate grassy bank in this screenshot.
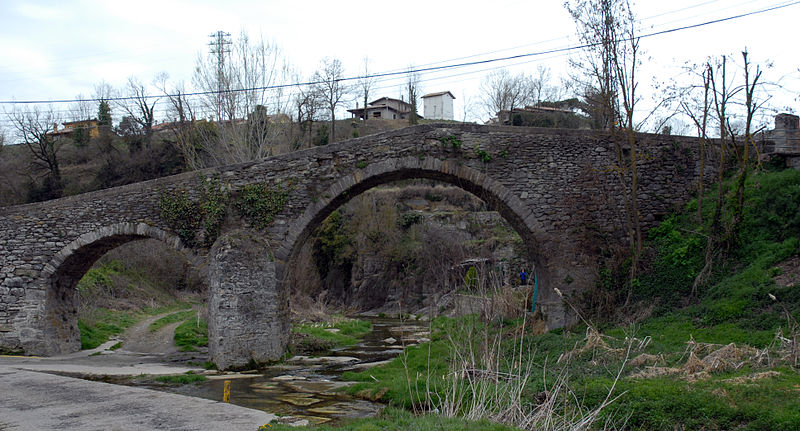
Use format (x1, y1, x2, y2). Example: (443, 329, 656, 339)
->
(265, 407, 517, 431)
(174, 313, 208, 351)
(291, 317, 372, 353)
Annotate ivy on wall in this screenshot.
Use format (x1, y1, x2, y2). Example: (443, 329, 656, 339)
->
(159, 176, 297, 248)
(158, 187, 203, 247)
(198, 177, 228, 244)
(233, 183, 289, 230)
(160, 177, 292, 247)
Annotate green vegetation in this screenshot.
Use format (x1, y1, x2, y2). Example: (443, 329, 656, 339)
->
(635, 168, 800, 333)
(174, 314, 208, 352)
(233, 182, 289, 230)
(311, 210, 352, 280)
(439, 135, 462, 150)
(76, 259, 125, 295)
(292, 317, 372, 350)
(160, 176, 293, 246)
(158, 176, 228, 247)
(78, 309, 140, 350)
(79, 303, 194, 350)
(265, 407, 517, 431)
(398, 211, 422, 229)
(153, 371, 208, 384)
(158, 187, 203, 247)
(148, 309, 194, 332)
(473, 145, 491, 162)
(342, 335, 450, 408)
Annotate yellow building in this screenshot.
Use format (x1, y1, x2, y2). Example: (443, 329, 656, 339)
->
(50, 119, 100, 139)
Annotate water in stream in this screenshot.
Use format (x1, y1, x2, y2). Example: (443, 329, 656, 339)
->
(164, 317, 430, 426)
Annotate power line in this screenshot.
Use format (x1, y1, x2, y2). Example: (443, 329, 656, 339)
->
(1, 0, 797, 107)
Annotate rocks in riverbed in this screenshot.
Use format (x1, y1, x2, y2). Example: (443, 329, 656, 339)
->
(276, 393, 322, 406)
(287, 355, 359, 365)
(272, 374, 307, 381)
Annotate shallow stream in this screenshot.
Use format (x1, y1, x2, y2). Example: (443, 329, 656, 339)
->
(159, 317, 429, 426)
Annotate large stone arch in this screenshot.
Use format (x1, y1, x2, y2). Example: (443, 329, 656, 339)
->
(34, 223, 191, 355)
(274, 156, 561, 323)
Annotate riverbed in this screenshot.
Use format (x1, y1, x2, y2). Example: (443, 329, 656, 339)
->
(149, 317, 430, 426)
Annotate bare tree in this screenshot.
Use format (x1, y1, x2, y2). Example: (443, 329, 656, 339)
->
(567, 0, 643, 298)
(528, 65, 561, 105)
(406, 68, 421, 125)
(566, 0, 626, 130)
(460, 90, 477, 123)
(116, 76, 158, 151)
(93, 81, 114, 105)
(70, 94, 94, 122)
(8, 105, 64, 200)
(155, 73, 203, 170)
(728, 51, 765, 245)
(357, 57, 376, 122)
(480, 69, 532, 121)
(193, 31, 292, 163)
(294, 80, 324, 148)
(312, 57, 349, 144)
(0, 126, 21, 206)
(676, 63, 714, 223)
(690, 52, 768, 297)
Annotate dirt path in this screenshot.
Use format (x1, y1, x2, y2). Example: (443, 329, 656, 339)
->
(121, 311, 185, 354)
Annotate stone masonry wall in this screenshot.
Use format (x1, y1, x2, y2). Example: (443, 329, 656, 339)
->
(0, 123, 714, 365)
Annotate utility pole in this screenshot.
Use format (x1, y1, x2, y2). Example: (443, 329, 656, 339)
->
(208, 31, 231, 121)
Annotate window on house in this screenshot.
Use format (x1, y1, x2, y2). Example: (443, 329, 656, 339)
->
(373, 112, 381, 118)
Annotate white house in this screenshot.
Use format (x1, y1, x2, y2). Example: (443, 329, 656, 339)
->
(422, 91, 455, 121)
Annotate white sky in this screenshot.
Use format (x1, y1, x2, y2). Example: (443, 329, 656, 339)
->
(1, 0, 798, 133)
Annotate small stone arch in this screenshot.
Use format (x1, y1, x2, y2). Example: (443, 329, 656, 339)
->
(37, 222, 191, 355)
(275, 156, 554, 316)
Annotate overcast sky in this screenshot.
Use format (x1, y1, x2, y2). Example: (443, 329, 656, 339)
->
(1, 0, 798, 132)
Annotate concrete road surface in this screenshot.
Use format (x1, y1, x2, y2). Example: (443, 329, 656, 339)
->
(0, 359, 274, 431)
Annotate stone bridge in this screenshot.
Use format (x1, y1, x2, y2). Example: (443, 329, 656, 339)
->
(0, 124, 710, 369)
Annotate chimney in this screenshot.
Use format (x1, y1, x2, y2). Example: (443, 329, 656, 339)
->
(53, 123, 58, 133)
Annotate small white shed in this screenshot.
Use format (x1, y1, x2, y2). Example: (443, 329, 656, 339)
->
(422, 91, 455, 121)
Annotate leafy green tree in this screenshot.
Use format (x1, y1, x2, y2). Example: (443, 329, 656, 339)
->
(116, 116, 143, 153)
(98, 100, 112, 128)
(97, 99, 114, 151)
(71, 125, 89, 147)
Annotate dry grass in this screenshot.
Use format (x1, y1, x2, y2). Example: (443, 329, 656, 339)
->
(397, 268, 630, 431)
(629, 334, 789, 381)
